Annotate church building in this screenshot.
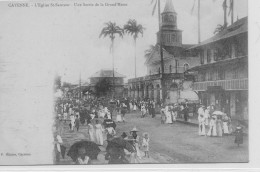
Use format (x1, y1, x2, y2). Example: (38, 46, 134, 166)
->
(127, 0, 200, 104)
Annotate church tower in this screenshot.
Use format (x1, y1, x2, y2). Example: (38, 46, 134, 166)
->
(157, 0, 183, 47)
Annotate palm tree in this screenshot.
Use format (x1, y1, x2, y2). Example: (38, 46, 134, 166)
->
(214, 24, 225, 34)
(144, 44, 159, 59)
(124, 19, 144, 78)
(99, 22, 124, 98)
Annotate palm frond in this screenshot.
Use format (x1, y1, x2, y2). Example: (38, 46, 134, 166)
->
(152, 0, 157, 16)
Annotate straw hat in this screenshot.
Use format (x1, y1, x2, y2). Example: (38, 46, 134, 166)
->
(130, 127, 139, 132)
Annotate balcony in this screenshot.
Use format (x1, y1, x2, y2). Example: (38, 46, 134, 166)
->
(128, 73, 186, 83)
(193, 78, 248, 91)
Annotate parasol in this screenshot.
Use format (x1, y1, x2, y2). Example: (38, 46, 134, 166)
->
(67, 140, 101, 162)
(107, 137, 135, 153)
(103, 119, 116, 129)
(212, 111, 224, 116)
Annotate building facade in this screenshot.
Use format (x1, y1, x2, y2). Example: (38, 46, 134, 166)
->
(89, 69, 125, 98)
(188, 17, 248, 121)
(128, 0, 200, 104)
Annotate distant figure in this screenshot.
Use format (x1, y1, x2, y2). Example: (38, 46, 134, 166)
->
(207, 116, 217, 137)
(70, 115, 75, 131)
(88, 123, 96, 142)
(234, 123, 243, 147)
(75, 115, 80, 132)
(95, 120, 104, 145)
(142, 132, 150, 158)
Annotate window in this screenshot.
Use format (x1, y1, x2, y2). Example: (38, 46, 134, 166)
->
(213, 48, 220, 61)
(149, 70, 151, 75)
(200, 50, 204, 64)
(232, 66, 239, 79)
(184, 63, 189, 71)
(218, 68, 225, 80)
(207, 49, 211, 63)
(169, 65, 172, 73)
(158, 67, 161, 74)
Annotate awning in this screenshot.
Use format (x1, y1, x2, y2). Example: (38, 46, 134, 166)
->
(178, 90, 199, 103)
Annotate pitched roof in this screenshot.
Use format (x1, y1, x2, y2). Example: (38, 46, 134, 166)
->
(90, 69, 126, 78)
(188, 17, 248, 50)
(163, 0, 176, 14)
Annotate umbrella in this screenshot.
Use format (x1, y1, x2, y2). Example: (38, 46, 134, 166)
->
(103, 119, 116, 129)
(67, 140, 101, 162)
(107, 137, 135, 153)
(212, 111, 224, 116)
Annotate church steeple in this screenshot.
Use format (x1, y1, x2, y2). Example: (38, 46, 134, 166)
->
(162, 0, 178, 29)
(157, 0, 182, 47)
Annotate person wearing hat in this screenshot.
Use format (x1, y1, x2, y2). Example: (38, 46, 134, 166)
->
(129, 127, 144, 163)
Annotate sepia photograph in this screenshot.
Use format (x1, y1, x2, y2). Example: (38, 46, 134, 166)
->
(0, 0, 253, 167)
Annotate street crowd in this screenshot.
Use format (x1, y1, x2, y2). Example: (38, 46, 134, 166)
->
(54, 96, 244, 164)
(54, 96, 155, 164)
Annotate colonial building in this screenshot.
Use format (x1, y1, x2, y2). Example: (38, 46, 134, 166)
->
(188, 17, 248, 121)
(89, 69, 125, 98)
(128, 0, 200, 104)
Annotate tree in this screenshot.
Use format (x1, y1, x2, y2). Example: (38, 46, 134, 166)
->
(99, 22, 124, 98)
(95, 78, 113, 97)
(54, 75, 61, 91)
(124, 19, 144, 78)
(145, 44, 159, 59)
(214, 24, 226, 34)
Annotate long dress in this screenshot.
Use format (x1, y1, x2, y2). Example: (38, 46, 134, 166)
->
(165, 106, 172, 124)
(234, 126, 243, 145)
(198, 114, 206, 136)
(216, 119, 223, 137)
(116, 110, 122, 122)
(207, 118, 217, 136)
(204, 109, 210, 126)
(88, 124, 96, 142)
(95, 124, 104, 145)
(222, 116, 230, 134)
(70, 115, 75, 130)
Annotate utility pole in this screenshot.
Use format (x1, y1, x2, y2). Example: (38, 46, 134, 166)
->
(231, 0, 234, 24)
(223, 0, 228, 27)
(198, 0, 201, 43)
(158, 0, 165, 103)
(79, 71, 81, 99)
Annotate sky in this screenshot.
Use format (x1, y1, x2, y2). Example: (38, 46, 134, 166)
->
(0, 0, 248, 85)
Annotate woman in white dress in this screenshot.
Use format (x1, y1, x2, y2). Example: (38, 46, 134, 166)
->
(222, 114, 230, 135)
(165, 106, 172, 124)
(207, 116, 217, 136)
(198, 112, 206, 136)
(88, 123, 96, 142)
(70, 115, 75, 131)
(116, 108, 122, 122)
(204, 107, 210, 126)
(95, 120, 104, 145)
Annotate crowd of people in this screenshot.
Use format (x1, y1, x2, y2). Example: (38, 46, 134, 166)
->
(54, 95, 244, 164)
(54, 96, 154, 164)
